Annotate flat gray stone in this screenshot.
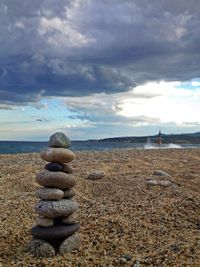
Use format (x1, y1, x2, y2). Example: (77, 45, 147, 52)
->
(28, 238, 55, 257)
(36, 170, 76, 189)
(31, 224, 80, 240)
(35, 199, 78, 218)
(35, 188, 64, 200)
(36, 217, 54, 227)
(59, 233, 81, 255)
(40, 148, 75, 163)
(49, 132, 71, 148)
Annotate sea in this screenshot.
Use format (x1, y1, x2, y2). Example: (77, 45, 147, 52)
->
(0, 141, 200, 154)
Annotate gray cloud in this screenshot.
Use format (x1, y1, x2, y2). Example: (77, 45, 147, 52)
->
(1, 0, 200, 105)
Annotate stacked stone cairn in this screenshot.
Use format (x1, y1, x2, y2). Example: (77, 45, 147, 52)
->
(29, 132, 81, 257)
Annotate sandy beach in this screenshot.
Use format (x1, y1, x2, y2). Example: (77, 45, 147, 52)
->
(0, 148, 200, 267)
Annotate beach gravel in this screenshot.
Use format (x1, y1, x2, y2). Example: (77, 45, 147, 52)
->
(0, 149, 200, 266)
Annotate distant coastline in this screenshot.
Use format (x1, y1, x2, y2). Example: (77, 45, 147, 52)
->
(96, 131, 200, 144)
(1, 131, 200, 144)
(0, 131, 200, 154)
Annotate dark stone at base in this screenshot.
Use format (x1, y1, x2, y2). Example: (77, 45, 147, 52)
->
(59, 233, 81, 255)
(31, 223, 80, 240)
(45, 163, 73, 174)
(28, 238, 55, 257)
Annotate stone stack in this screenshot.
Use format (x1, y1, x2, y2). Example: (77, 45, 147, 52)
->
(29, 132, 81, 257)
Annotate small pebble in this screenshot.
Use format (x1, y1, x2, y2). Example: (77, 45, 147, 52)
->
(86, 171, 105, 180)
(146, 179, 159, 186)
(158, 180, 172, 187)
(153, 170, 171, 177)
(119, 257, 127, 264)
(132, 260, 140, 267)
(122, 255, 132, 261)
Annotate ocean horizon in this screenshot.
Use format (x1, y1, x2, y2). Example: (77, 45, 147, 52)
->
(0, 140, 200, 154)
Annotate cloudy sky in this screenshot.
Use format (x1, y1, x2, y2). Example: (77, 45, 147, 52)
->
(1, 0, 200, 141)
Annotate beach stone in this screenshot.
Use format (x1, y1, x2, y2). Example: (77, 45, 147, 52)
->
(153, 170, 171, 177)
(35, 199, 78, 218)
(119, 257, 127, 264)
(49, 132, 71, 148)
(35, 188, 64, 200)
(28, 238, 55, 257)
(63, 189, 76, 198)
(63, 164, 73, 174)
(31, 223, 80, 240)
(121, 255, 132, 261)
(158, 180, 172, 187)
(146, 179, 159, 186)
(36, 170, 76, 189)
(86, 170, 105, 180)
(36, 217, 54, 227)
(59, 233, 81, 255)
(45, 163, 73, 174)
(45, 162, 64, 172)
(40, 148, 75, 163)
(62, 213, 78, 224)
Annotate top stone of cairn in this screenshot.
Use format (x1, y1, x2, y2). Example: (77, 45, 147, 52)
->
(49, 132, 71, 148)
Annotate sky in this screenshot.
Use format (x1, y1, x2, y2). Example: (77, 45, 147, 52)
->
(0, 0, 200, 141)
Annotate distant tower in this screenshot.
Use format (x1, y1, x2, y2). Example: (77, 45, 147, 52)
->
(156, 130, 162, 145)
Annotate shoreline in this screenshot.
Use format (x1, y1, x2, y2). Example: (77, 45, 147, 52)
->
(0, 148, 200, 266)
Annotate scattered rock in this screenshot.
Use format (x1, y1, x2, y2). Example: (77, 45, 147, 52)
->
(146, 179, 159, 186)
(28, 238, 55, 257)
(40, 148, 75, 163)
(35, 199, 78, 218)
(133, 260, 141, 267)
(36, 170, 76, 189)
(31, 224, 80, 240)
(49, 132, 71, 148)
(86, 171, 105, 180)
(121, 255, 132, 261)
(119, 257, 127, 264)
(153, 170, 171, 177)
(170, 244, 181, 253)
(59, 233, 81, 255)
(158, 180, 172, 187)
(35, 188, 64, 200)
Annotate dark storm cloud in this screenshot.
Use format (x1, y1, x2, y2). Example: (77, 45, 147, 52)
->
(1, 0, 200, 105)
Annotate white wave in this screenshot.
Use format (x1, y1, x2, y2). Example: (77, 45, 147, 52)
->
(144, 143, 182, 149)
(144, 144, 160, 149)
(167, 143, 182, 148)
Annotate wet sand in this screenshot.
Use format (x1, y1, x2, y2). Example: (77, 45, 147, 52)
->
(0, 148, 200, 267)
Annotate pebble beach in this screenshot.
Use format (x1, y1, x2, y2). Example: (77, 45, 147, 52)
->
(0, 148, 200, 267)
